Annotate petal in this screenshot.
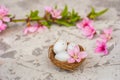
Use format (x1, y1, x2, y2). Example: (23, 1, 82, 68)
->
(68, 58, 75, 63)
(68, 50, 74, 56)
(29, 26, 38, 32)
(0, 23, 7, 30)
(82, 26, 93, 36)
(87, 34, 94, 39)
(103, 28, 112, 35)
(56, 16, 62, 19)
(79, 52, 87, 58)
(38, 26, 48, 32)
(74, 45, 80, 54)
(3, 17, 10, 22)
(75, 58, 81, 63)
(100, 34, 106, 39)
(104, 48, 108, 55)
(0, 20, 3, 25)
(23, 28, 28, 35)
(45, 6, 52, 12)
(96, 40, 103, 46)
(95, 47, 102, 53)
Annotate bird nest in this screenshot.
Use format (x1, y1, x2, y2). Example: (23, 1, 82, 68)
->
(48, 43, 86, 71)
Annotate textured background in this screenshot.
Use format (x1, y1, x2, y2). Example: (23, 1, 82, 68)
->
(0, 0, 120, 80)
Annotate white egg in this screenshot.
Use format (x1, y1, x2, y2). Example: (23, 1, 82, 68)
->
(53, 40, 67, 54)
(67, 43, 77, 51)
(55, 51, 70, 62)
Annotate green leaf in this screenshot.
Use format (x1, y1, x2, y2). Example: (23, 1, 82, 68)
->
(55, 20, 73, 27)
(61, 5, 68, 17)
(87, 7, 108, 19)
(70, 17, 80, 23)
(96, 8, 108, 17)
(91, 7, 95, 14)
(41, 20, 51, 28)
(29, 10, 40, 19)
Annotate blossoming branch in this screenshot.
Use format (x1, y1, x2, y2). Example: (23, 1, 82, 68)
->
(0, 5, 108, 34)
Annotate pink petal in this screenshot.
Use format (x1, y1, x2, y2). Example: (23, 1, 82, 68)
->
(0, 22, 7, 30)
(87, 34, 94, 39)
(68, 58, 75, 63)
(103, 28, 112, 35)
(38, 26, 47, 32)
(3, 17, 10, 22)
(96, 40, 103, 46)
(50, 9, 62, 19)
(100, 34, 106, 39)
(95, 47, 102, 53)
(75, 58, 81, 63)
(74, 45, 80, 54)
(103, 49, 108, 55)
(56, 16, 62, 19)
(100, 34, 107, 42)
(45, 6, 52, 13)
(79, 52, 87, 58)
(76, 22, 81, 29)
(23, 28, 28, 35)
(28, 26, 38, 32)
(0, 20, 3, 25)
(68, 50, 74, 56)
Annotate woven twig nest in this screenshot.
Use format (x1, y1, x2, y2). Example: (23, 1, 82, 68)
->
(48, 43, 85, 71)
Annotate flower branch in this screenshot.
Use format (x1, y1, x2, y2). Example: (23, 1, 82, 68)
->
(0, 5, 108, 34)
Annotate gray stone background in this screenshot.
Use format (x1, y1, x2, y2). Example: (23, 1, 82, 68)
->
(0, 0, 120, 80)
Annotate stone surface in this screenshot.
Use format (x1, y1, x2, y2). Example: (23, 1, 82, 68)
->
(0, 0, 120, 80)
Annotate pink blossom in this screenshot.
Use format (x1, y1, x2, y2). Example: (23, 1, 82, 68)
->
(45, 6, 52, 13)
(38, 25, 47, 32)
(23, 23, 47, 35)
(100, 28, 112, 42)
(0, 20, 7, 32)
(95, 40, 108, 55)
(0, 5, 10, 22)
(68, 45, 87, 63)
(45, 6, 62, 19)
(77, 18, 96, 39)
(77, 18, 93, 29)
(50, 9, 62, 19)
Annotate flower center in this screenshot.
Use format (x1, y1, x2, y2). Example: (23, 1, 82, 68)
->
(73, 54, 78, 59)
(83, 23, 88, 27)
(101, 45, 105, 51)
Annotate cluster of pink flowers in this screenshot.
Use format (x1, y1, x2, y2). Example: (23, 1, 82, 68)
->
(95, 28, 112, 55)
(23, 23, 47, 35)
(67, 45, 87, 63)
(45, 6, 62, 19)
(77, 18, 96, 39)
(77, 18, 112, 55)
(0, 6, 10, 32)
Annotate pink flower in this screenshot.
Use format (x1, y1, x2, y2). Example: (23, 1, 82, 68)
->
(23, 23, 47, 35)
(100, 28, 112, 42)
(0, 20, 7, 32)
(44, 6, 62, 19)
(77, 18, 93, 29)
(23, 25, 38, 35)
(95, 40, 108, 55)
(0, 5, 10, 22)
(50, 9, 62, 19)
(38, 25, 47, 32)
(67, 45, 87, 63)
(77, 18, 96, 39)
(45, 6, 52, 13)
